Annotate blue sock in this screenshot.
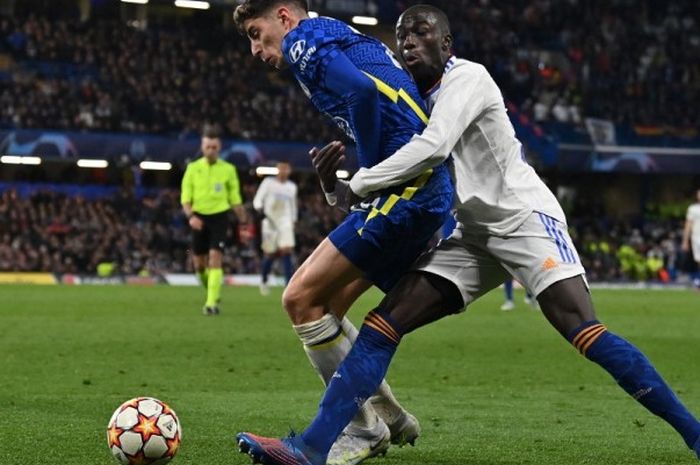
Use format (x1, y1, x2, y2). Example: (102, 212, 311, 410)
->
(570, 321, 700, 450)
(261, 257, 273, 284)
(504, 279, 513, 301)
(282, 254, 294, 283)
(301, 310, 402, 456)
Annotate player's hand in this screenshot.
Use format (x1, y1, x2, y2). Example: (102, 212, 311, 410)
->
(681, 241, 690, 252)
(310, 141, 345, 193)
(333, 179, 361, 213)
(189, 215, 203, 231)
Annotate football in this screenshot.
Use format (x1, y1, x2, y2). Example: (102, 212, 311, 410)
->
(107, 397, 181, 465)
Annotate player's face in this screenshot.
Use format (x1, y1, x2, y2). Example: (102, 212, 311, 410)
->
(201, 137, 221, 162)
(396, 12, 449, 80)
(277, 162, 291, 180)
(244, 13, 289, 69)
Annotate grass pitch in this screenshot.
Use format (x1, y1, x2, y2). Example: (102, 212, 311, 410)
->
(1, 284, 699, 465)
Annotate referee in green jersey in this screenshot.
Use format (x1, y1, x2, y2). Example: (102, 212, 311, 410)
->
(181, 124, 247, 315)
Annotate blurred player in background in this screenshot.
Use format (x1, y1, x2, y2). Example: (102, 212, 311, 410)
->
(501, 278, 538, 311)
(253, 161, 298, 296)
(233, 0, 454, 463)
(236, 6, 700, 465)
(682, 188, 700, 290)
(181, 124, 247, 315)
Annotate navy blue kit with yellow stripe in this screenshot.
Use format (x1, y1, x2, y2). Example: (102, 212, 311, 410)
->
(282, 17, 454, 291)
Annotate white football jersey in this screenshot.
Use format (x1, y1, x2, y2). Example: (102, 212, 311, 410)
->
(350, 57, 565, 235)
(253, 177, 298, 226)
(687, 203, 700, 240)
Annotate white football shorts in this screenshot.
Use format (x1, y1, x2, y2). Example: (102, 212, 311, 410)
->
(414, 211, 586, 310)
(261, 218, 295, 254)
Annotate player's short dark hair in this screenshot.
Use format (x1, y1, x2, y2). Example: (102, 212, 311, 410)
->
(402, 4, 451, 36)
(233, 0, 309, 35)
(201, 123, 222, 139)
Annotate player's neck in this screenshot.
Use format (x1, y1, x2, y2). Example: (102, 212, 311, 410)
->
(286, 13, 306, 32)
(416, 69, 443, 95)
(416, 57, 451, 94)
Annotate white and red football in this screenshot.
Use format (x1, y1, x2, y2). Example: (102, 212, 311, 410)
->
(107, 397, 181, 465)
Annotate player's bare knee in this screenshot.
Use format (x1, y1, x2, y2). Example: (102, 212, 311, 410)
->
(282, 283, 314, 324)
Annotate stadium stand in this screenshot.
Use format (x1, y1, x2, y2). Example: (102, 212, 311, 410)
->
(0, 1, 697, 282)
(0, 15, 342, 141)
(0, 180, 692, 283)
(1, 0, 698, 140)
(397, 0, 699, 138)
(0, 179, 344, 277)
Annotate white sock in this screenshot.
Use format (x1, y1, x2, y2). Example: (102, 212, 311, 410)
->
(294, 314, 378, 430)
(339, 317, 405, 426)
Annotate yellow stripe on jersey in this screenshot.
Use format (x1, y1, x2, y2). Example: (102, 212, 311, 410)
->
(357, 169, 433, 236)
(362, 72, 429, 124)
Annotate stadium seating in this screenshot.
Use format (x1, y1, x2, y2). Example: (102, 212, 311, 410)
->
(0, 2, 697, 281)
(0, 180, 344, 276)
(0, 180, 690, 281)
(1, 0, 697, 140)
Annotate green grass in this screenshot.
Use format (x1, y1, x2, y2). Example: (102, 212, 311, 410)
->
(1, 285, 699, 465)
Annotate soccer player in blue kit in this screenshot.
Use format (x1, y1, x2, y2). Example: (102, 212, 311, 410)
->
(233, 1, 454, 464)
(236, 5, 700, 465)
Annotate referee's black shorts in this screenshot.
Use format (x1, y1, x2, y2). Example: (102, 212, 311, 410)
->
(191, 211, 229, 255)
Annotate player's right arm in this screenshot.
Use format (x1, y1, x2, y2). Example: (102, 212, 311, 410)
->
(252, 177, 268, 213)
(180, 163, 202, 230)
(348, 63, 494, 197)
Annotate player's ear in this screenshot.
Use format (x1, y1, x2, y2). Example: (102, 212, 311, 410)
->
(277, 6, 293, 29)
(442, 33, 453, 52)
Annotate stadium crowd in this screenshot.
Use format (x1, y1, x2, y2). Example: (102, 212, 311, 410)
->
(0, 0, 697, 283)
(398, 0, 699, 130)
(0, 183, 693, 283)
(0, 0, 698, 138)
(0, 180, 344, 277)
(0, 14, 341, 141)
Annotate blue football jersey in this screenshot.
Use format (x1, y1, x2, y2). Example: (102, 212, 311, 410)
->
(281, 17, 429, 169)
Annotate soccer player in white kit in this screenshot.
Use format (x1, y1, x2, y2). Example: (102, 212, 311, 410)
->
(682, 188, 700, 289)
(235, 6, 700, 465)
(253, 161, 298, 295)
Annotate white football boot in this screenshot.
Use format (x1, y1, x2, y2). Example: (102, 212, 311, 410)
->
(327, 420, 390, 465)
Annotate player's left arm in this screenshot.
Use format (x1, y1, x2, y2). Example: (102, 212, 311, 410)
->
(284, 31, 381, 192)
(321, 51, 382, 174)
(348, 65, 493, 197)
(291, 184, 299, 224)
(682, 210, 693, 251)
(227, 165, 248, 223)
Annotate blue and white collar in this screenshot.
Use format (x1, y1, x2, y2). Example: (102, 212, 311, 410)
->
(422, 56, 457, 99)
